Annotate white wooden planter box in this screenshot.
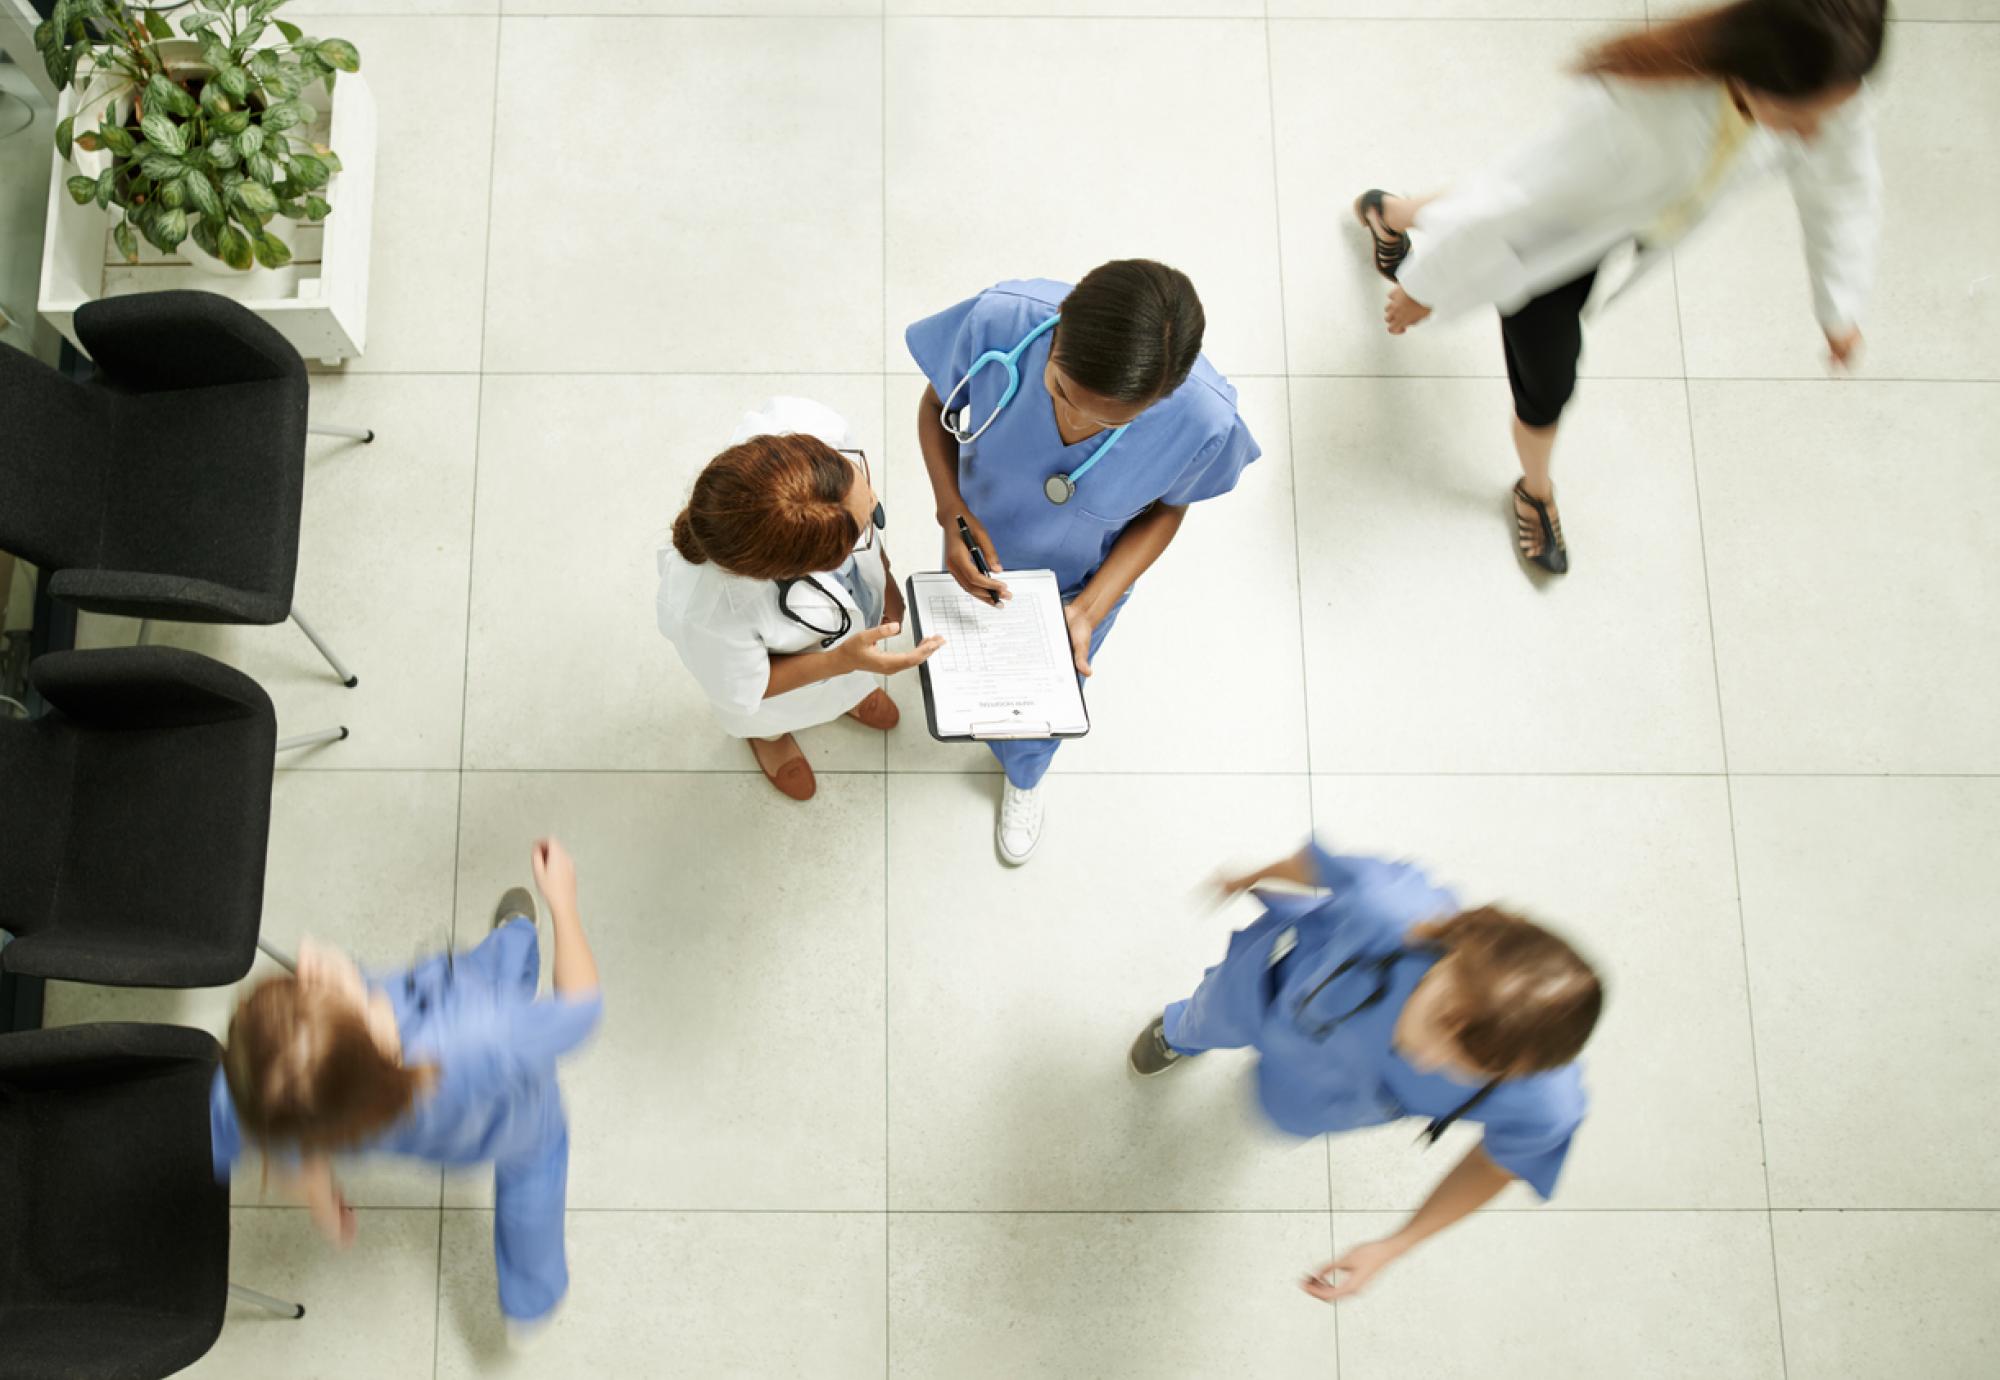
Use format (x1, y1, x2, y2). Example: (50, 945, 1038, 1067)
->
(36, 49, 376, 366)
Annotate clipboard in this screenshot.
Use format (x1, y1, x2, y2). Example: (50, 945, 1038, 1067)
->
(904, 570, 1091, 743)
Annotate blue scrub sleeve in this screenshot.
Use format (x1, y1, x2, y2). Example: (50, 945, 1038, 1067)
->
(1305, 840, 1460, 926)
(210, 1067, 243, 1181)
(508, 992, 605, 1078)
(1480, 1070, 1588, 1200)
(1161, 416, 1260, 507)
(904, 292, 985, 402)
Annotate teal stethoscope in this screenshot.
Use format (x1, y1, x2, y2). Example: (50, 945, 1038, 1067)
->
(939, 314, 1130, 507)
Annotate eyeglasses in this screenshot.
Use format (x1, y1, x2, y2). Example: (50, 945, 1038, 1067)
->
(838, 449, 880, 552)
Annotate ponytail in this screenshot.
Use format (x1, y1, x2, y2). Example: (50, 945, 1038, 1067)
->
(1581, 0, 1886, 97)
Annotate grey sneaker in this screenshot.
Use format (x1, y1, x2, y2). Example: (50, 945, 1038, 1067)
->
(493, 887, 536, 932)
(1128, 1016, 1183, 1077)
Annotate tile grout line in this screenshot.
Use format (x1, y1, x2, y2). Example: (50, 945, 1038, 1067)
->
(1259, 5, 1336, 1369)
(880, 10, 893, 1377)
(1667, 247, 1788, 1378)
(433, 13, 508, 1377)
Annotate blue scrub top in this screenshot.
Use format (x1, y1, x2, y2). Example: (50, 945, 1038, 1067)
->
(211, 922, 603, 1177)
(1235, 846, 1587, 1200)
(905, 279, 1260, 599)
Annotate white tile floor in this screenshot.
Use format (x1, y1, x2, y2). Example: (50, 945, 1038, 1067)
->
(40, 2, 2000, 1376)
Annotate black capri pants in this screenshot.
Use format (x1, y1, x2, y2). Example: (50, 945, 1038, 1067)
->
(1500, 266, 1598, 429)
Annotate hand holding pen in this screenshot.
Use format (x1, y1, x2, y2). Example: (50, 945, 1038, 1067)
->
(950, 513, 1009, 606)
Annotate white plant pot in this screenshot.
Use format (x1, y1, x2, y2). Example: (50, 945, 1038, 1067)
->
(37, 35, 376, 364)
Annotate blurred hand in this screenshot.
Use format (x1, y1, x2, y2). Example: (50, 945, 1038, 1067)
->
(1065, 604, 1098, 676)
(1825, 325, 1863, 371)
(942, 509, 1010, 605)
(1211, 865, 1269, 901)
(1301, 1237, 1406, 1302)
(1385, 287, 1433, 335)
(838, 622, 944, 676)
(531, 838, 578, 912)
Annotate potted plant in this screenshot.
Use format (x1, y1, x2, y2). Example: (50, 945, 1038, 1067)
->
(33, 0, 360, 273)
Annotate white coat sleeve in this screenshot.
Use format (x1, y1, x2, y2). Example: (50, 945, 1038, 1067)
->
(677, 616, 774, 719)
(1785, 96, 1882, 334)
(1398, 84, 1652, 319)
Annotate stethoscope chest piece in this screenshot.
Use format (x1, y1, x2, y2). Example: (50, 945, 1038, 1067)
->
(1044, 473, 1077, 506)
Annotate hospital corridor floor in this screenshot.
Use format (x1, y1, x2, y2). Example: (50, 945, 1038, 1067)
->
(42, 2, 1999, 1377)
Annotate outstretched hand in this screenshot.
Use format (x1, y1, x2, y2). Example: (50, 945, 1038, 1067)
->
(532, 837, 578, 912)
(1385, 286, 1433, 334)
(840, 622, 945, 676)
(1301, 1237, 1406, 1302)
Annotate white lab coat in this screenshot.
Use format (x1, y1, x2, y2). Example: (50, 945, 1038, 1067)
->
(655, 398, 890, 740)
(1398, 75, 1881, 331)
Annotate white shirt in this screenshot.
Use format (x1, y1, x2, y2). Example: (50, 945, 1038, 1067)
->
(655, 398, 889, 739)
(1398, 76, 1881, 331)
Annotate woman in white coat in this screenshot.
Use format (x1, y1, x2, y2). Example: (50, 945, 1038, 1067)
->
(657, 398, 942, 800)
(1353, 0, 1885, 575)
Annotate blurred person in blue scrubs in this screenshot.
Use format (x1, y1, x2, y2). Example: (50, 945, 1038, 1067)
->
(1132, 838, 1603, 1300)
(210, 840, 602, 1341)
(907, 261, 1260, 865)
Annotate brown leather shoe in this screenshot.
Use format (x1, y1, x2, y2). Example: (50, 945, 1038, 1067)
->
(846, 688, 899, 732)
(750, 735, 816, 801)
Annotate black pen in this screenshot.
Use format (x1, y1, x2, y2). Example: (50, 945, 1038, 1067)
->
(955, 516, 1004, 606)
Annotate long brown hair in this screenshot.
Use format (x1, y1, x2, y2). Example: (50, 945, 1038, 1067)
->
(670, 433, 859, 581)
(1582, 0, 1886, 96)
(1409, 907, 1604, 1076)
(223, 975, 431, 1152)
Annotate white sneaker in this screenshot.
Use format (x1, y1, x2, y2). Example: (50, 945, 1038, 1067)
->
(996, 781, 1044, 866)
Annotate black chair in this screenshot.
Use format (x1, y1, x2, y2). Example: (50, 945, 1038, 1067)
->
(0, 646, 290, 989)
(0, 1022, 304, 1380)
(0, 290, 369, 689)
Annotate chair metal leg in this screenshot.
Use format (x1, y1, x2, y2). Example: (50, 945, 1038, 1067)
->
(229, 1282, 306, 1319)
(306, 421, 375, 444)
(276, 726, 350, 754)
(136, 619, 152, 646)
(257, 938, 298, 972)
(289, 607, 359, 688)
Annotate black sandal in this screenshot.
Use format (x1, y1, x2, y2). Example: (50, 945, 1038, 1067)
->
(1512, 480, 1569, 575)
(1353, 189, 1410, 282)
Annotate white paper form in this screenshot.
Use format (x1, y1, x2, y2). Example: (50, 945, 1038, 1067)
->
(907, 570, 1089, 739)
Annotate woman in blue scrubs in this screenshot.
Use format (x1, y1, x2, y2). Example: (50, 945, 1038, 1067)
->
(1132, 838, 1603, 1300)
(210, 840, 602, 1338)
(908, 260, 1260, 865)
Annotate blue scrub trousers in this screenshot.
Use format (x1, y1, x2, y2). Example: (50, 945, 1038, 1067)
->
(473, 919, 574, 1324)
(989, 595, 1126, 789)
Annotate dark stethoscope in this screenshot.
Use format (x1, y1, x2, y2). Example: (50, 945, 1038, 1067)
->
(1292, 947, 1502, 1147)
(776, 449, 886, 650)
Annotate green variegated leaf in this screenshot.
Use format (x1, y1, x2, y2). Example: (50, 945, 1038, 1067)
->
(207, 137, 238, 168)
(316, 147, 341, 174)
(94, 168, 114, 209)
(144, 8, 173, 39)
(55, 114, 74, 160)
(237, 125, 264, 157)
(146, 74, 196, 119)
(315, 39, 359, 73)
(190, 216, 221, 258)
(233, 180, 278, 215)
(263, 67, 302, 99)
(154, 207, 188, 249)
(250, 49, 281, 80)
(102, 125, 135, 156)
(217, 65, 250, 101)
(139, 111, 185, 155)
(158, 176, 186, 209)
(66, 173, 95, 204)
(182, 171, 222, 218)
(181, 11, 221, 36)
(251, 230, 292, 269)
(289, 152, 328, 189)
(246, 152, 276, 185)
(218, 223, 253, 271)
(216, 110, 252, 136)
(274, 18, 303, 44)
(140, 151, 183, 180)
(230, 21, 266, 56)
(262, 99, 310, 133)
(304, 194, 331, 222)
(113, 218, 139, 264)
(202, 39, 231, 71)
